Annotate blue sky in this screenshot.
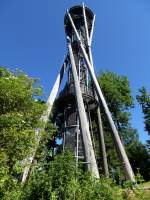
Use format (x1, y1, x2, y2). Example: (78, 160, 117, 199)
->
(0, 0, 150, 143)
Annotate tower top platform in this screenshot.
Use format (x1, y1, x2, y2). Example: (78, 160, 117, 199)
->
(64, 5, 94, 38)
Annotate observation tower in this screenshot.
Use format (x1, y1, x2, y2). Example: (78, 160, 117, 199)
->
(22, 3, 135, 183)
(54, 5, 98, 166)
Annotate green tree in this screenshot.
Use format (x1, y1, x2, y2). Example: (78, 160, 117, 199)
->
(97, 71, 150, 181)
(0, 67, 46, 199)
(137, 87, 150, 148)
(98, 71, 133, 129)
(126, 140, 150, 181)
(97, 71, 134, 172)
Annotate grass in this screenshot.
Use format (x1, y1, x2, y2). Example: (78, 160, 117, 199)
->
(141, 181, 150, 188)
(138, 181, 150, 199)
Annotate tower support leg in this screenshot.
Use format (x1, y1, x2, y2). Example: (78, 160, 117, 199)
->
(97, 108, 109, 177)
(67, 38, 99, 178)
(82, 6, 109, 177)
(88, 47, 109, 177)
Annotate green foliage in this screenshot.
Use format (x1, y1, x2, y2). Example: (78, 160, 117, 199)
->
(97, 71, 135, 142)
(0, 67, 46, 199)
(135, 169, 144, 184)
(137, 87, 150, 133)
(97, 71, 150, 182)
(21, 151, 149, 200)
(21, 151, 76, 200)
(97, 72, 134, 170)
(98, 71, 133, 124)
(21, 151, 121, 200)
(127, 140, 150, 181)
(0, 67, 149, 199)
(137, 87, 150, 146)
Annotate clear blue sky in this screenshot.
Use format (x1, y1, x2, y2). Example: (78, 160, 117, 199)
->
(0, 0, 150, 143)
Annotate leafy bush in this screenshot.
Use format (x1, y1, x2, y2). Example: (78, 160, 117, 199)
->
(21, 151, 149, 200)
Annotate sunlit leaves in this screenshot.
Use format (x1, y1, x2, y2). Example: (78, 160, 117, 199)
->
(0, 67, 46, 199)
(137, 87, 150, 135)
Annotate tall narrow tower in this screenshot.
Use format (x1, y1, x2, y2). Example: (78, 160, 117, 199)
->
(54, 6, 100, 177)
(55, 5, 97, 160)
(22, 4, 136, 183)
(52, 4, 135, 182)
(54, 4, 135, 181)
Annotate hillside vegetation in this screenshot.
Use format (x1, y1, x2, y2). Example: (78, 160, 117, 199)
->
(0, 67, 150, 200)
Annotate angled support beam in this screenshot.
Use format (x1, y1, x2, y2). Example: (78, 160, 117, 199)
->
(67, 37, 99, 178)
(82, 3, 90, 45)
(21, 57, 68, 183)
(41, 56, 69, 123)
(89, 14, 95, 46)
(82, 3, 96, 47)
(67, 11, 135, 182)
(82, 6, 109, 176)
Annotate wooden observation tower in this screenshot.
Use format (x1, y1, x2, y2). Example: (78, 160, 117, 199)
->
(22, 3, 135, 183)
